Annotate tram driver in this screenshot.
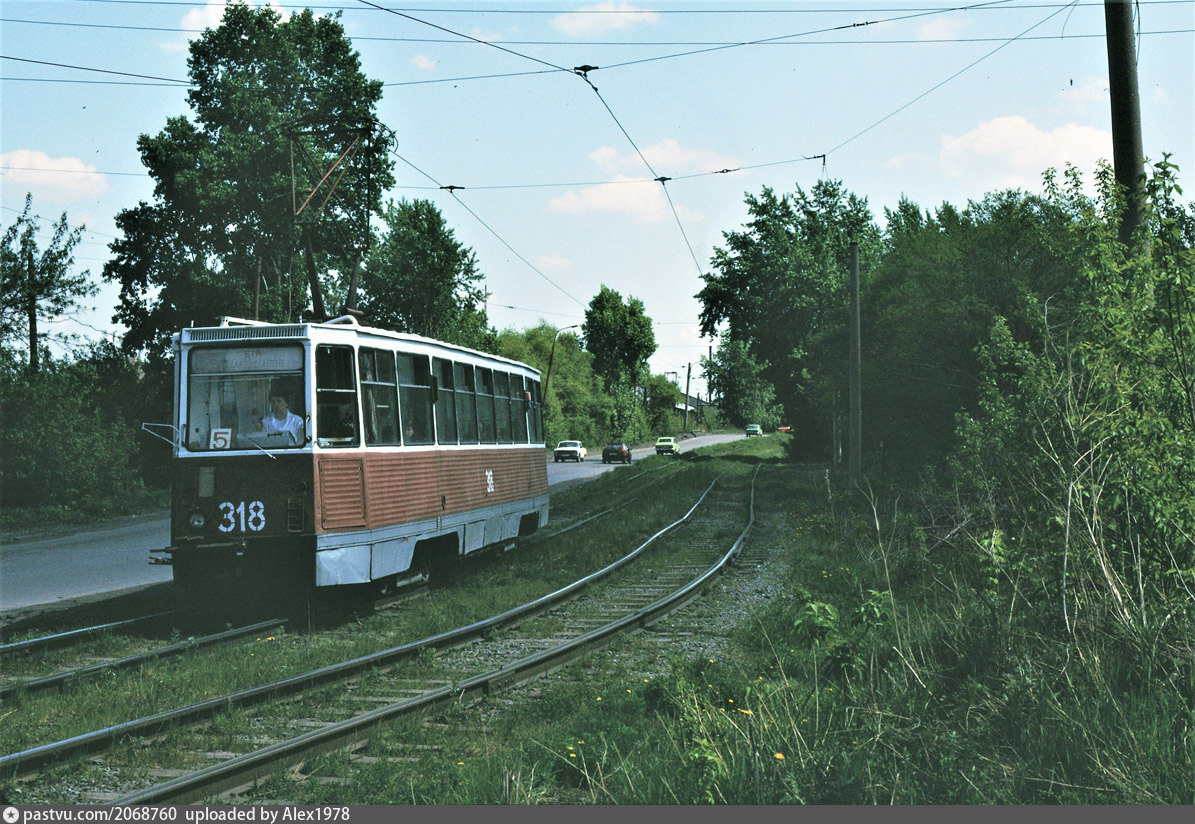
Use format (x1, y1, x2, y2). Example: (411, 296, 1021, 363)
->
(262, 383, 305, 444)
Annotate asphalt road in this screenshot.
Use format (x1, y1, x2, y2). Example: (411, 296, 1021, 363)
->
(0, 433, 744, 614)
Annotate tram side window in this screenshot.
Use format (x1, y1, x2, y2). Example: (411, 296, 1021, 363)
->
(477, 367, 496, 443)
(529, 379, 544, 444)
(360, 348, 399, 446)
(494, 372, 512, 443)
(454, 362, 479, 444)
(397, 352, 434, 445)
(316, 345, 359, 447)
(434, 358, 458, 445)
(510, 375, 529, 444)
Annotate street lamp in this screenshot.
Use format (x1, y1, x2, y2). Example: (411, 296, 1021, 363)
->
(544, 324, 580, 399)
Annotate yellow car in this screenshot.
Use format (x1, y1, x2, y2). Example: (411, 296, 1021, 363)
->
(655, 437, 678, 455)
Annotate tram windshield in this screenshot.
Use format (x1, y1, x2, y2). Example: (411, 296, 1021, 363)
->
(186, 345, 307, 451)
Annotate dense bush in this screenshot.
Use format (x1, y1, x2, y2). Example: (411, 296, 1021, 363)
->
(0, 359, 149, 517)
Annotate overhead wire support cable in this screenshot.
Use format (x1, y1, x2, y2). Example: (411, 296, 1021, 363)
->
(823, 0, 1078, 157)
(391, 152, 586, 310)
(594, 0, 1023, 72)
(0, 54, 189, 84)
(357, 0, 703, 279)
(354, 0, 571, 74)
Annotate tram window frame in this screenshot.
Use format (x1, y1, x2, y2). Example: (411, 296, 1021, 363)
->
(453, 362, 479, 444)
(397, 351, 435, 445)
(316, 345, 360, 448)
(529, 379, 544, 444)
(360, 348, 399, 446)
(434, 358, 458, 445)
(510, 374, 529, 444)
(494, 371, 512, 444)
(477, 367, 497, 443)
(185, 344, 307, 452)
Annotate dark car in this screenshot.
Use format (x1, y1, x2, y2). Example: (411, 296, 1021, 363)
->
(602, 442, 632, 464)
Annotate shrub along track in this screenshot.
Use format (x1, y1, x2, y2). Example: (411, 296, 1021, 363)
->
(0, 459, 756, 804)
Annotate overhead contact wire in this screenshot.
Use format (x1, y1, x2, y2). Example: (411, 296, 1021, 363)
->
(392, 152, 586, 310)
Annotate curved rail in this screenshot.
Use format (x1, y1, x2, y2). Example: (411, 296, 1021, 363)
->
(118, 465, 759, 804)
(0, 474, 723, 780)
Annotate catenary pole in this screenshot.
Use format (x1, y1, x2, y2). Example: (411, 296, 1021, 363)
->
(1104, 0, 1147, 246)
(683, 363, 692, 430)
(849, 240, 861, 486)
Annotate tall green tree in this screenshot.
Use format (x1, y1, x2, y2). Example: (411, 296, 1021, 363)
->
(702, 337, 782, 429)
(697, 179, 880, 452)
(362, 199, 494, 351)
(496, 322, 610, 447)
(852, 189, 1075, 473)
(104, 2, 393, 357)
(583, 285, 656, 391)
(1, 193, 95, 373)
(641, 372, 683, 434)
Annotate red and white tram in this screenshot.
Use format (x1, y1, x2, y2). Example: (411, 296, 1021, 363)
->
(155, 315, 549, 593)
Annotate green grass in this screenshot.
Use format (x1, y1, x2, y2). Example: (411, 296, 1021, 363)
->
(248, 434, 1193, 805)
(8, 434, 1192, 804)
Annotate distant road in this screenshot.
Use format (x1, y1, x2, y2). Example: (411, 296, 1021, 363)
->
(1, 432, 743, 614)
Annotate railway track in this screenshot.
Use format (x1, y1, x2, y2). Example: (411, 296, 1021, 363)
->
(0, 461, 758, 805)
(0, 618, 288, 701)
(0, 611, 185, 658)
(0, 462, 683, 706)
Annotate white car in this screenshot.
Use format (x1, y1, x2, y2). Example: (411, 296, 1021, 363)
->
(554, 440, 587, 462)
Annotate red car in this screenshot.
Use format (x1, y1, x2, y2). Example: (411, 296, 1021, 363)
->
(601, 442, 632, 464)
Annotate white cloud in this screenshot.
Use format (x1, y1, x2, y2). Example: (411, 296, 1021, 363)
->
(536, 254, 572, 273)
(1, 150, 109, 204)
(168, 1, 289, 50)
(412, 54, 437, 72)
(470, 28, 506, 43)
(181, 0, 229, 33)
(552, 2, 658, 37)
(937, 115, 1112, 191)
(551, 139, 726, 222)
(916, 19, 967, 41)
(589, 139, 739, 175)
(1060, 77, 1108, 110)
(549, 175, 703, 224)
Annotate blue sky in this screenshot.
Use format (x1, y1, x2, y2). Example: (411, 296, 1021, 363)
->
(2, 0, 1193, 399)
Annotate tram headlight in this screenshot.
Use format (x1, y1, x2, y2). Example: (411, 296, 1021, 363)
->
(188, 512, 206, 530)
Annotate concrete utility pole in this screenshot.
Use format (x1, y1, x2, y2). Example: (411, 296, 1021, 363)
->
(848, 240, 861, 486)
(1104, 0, 1147, 246)
(683, 363, 692, 430)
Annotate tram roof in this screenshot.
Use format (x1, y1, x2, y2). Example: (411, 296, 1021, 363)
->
(174, 315, 541, 377)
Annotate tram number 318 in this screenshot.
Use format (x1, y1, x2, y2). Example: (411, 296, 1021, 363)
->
(218, 500, 266, 533)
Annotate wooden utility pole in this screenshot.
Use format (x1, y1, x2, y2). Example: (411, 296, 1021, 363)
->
(1104, 0, 1147, 246)
(848, 240, 861, 486)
